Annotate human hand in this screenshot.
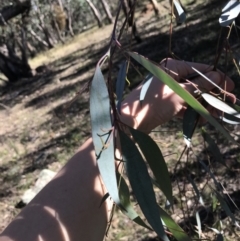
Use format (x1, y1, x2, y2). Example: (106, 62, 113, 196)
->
(121, 58, 235, 133)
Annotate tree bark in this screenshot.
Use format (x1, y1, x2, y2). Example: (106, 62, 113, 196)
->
(86, 0, 103, 28)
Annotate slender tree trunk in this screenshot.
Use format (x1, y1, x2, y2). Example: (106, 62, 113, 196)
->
(122, 0, 141, 43)
(86, 0, 103, 28)
(36, 12, 55, 48)
(48, 1, 65, 44)
(100, 0, 113, 24)
(65, 1, 74, 37)
(29, 29, 49, 48)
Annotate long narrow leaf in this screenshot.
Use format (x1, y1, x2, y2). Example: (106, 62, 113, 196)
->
(195, 211, 202, 238)
(130, 127, 173, 205)
(183, 106, 199, 147)
(116, 172, 152, 231)
(202, 93, 240, 118)
(116, 61, 127, 114)
(220, 114, 240, 125)
(128, 51, 236, 144)
(159, 206, 192, 241)
(214, 190, 239, 227)
(219, 0, 240, 26)
(119, 130, 169, 241)
(201, 128, 226, 167)
(140, 74, 153, 102)
(199, 160, 221, 190)
(188, 175, 204, 205)
(173, 0, 186, 23)
(90, 65, 120, 205)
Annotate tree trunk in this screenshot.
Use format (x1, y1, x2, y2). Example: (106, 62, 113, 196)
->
(122, 0, 141, 43)
(48, 1, 65, 44)
(86, 0, 103, 28)
(29, 29, 49, 48)
(100, 0, 113, 24)
(65, 2, 74, 37)
(36, 12, 55, 49)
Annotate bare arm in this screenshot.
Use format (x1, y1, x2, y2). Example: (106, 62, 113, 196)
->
(0, 59, 235, 241)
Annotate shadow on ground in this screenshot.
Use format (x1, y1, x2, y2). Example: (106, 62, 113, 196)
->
(1, 0, 240, 239)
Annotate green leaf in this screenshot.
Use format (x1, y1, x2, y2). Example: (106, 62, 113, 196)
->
(201, 128, 226, 167)
(188, 175, 204, 205)
(220, 113, 240, 125)
(159, 206, 192, 241)
(130, 127, 173, 205)
(199, 160, 221, 190)
(90, 65, 120, 205)
(214, 190, 239, 226)
(116, 61, 127, 114)
(219, 1, 240, 27)
(183, 106, 199, 147)
(195, 211, 202, 238)
(140, 74, 153, 102)
(116, 172, 152, 231)
(119, 130, 169, 241)
(201, 93, 240, 118)
(173, 0, 186, 23)
(216, 233, 224, 241)
(99, 193, 110, 207)
(128, 51, 236, 144)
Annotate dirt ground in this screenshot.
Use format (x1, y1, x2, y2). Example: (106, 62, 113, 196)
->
(1, 0, 240, 240)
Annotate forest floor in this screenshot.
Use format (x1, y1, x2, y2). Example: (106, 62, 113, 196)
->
(1, 0, 240, 240)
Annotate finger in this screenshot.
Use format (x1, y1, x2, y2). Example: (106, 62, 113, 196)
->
(184, 71, 235, 95)
(160, 58, 212, 82)
(160, 58, 234, 89)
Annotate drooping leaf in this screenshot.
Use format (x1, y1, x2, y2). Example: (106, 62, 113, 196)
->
(201, 93, 240, 118)
(183, 106, 199, 147)
(195, 211, 202, 238)
(199, 160, 221, 190)
(159, 206, 192, 241)
(219, 0, 240, 27)
(220, 113, 240, 125)
(90, 65, 120, 205)
(173, 0, 186, 23)
(116, 172, 152, 231)
(140, 74, 154, 102)
(214, 190, 239, 227)
(201, 128, 226, 167)
(130, 127, 173, 205)
(207, 227, 220, 234)
(116, 61, 127, 114)
(216, 233, 224, 241)
(188, 175, 204, 205)
(99, 193, 110, 207)
(128, 51, 236, 144)
(119, 130, 169, 241)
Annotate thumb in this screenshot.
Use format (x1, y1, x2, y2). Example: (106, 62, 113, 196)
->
(183, 71, 222, 95)
(181, 71, 236, 103)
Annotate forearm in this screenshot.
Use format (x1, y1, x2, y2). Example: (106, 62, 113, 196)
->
(0, 138, 109, 241)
